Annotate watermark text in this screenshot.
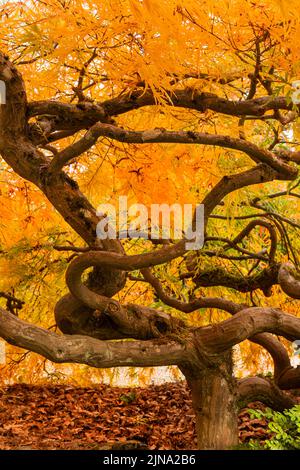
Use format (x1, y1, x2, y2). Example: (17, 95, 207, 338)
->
(96, 197, 204, 250)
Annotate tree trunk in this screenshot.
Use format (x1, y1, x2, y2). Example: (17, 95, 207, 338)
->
(183, 354, 238, 450)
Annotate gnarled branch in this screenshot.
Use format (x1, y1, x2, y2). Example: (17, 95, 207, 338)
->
(48, 122, 296, 178)
(196, 307, 300, 353)
(278, 262, 300, 299)
(0, 307, 189, 368)
(238, 377, 296, 410)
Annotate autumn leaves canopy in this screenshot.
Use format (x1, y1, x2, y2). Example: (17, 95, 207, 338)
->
(0, 2, 300, 446)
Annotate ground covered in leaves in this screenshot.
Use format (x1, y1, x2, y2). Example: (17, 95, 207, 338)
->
(0, 382, 274, 450)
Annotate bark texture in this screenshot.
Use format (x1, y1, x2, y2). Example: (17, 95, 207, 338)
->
(183, 353, 238, 450)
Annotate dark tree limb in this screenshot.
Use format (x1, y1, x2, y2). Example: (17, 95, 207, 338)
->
(278, 262, 300, 299)
(0, 307, 189, 368)
(238, 376, 297, 410)
(188, 262, 280, 295)
(47, 122, 297, 178)
(196, 307, 300, 353)
(277, 365, 300, 390)
(28, 91, 299, 133)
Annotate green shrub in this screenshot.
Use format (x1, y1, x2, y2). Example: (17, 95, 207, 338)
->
(248, 405, 300, 450)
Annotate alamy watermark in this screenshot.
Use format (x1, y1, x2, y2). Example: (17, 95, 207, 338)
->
(292, 340, 300, 357)
(96, 196, 204, 250)
(0, 80, 6, 105)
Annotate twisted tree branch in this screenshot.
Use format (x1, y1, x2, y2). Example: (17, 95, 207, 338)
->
(238, 377, 296, 410)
